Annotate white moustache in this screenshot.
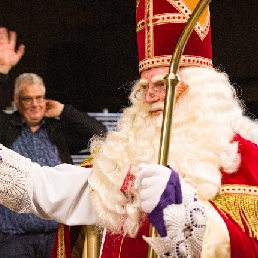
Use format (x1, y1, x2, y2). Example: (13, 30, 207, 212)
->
(150, 101, 164, 112)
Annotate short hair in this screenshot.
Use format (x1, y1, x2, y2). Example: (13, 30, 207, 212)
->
(14, 73, 46, 96)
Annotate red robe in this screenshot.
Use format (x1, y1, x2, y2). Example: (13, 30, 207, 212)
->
(211, 134, 258, 257)
(53, 134, 258, 258)
(102, 134, 258, 258)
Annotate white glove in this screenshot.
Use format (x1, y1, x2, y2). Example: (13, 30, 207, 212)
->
(134, 163, 171, 213)
(143, 177, 206, 257)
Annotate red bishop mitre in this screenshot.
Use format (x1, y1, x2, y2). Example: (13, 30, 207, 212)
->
(136, 0, 213, 73)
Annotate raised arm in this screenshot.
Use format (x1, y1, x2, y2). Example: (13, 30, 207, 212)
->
(0, 27, 25, 74)
(44, 99, 65, 117)
(58, 104, 107, 153)
(0, 144, 96, 225)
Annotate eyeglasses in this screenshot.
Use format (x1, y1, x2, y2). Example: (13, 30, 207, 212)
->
(19, 95, 45, 104)
(134, 81, 166, 101)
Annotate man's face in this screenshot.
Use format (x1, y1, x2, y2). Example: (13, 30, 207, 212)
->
(140, 67, 187, 116)
(14, 82, 46, 126)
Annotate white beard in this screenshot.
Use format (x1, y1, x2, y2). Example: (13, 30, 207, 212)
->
(121, 101, 165, 164)
(89, 67, 247, 236)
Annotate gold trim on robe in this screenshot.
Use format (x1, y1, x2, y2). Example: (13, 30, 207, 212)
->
(57, 223, 66, 258)
(212, 184, 258, 240)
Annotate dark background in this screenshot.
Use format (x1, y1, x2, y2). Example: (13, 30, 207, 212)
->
(0, 0, 258, 116)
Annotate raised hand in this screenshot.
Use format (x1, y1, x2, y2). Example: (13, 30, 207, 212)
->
(45, 99, 64, 118)
(0, 27, 25, 74)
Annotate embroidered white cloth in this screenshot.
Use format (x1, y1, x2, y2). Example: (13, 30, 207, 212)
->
(143, 178, 206, 257)
(0, 144, 33, 212)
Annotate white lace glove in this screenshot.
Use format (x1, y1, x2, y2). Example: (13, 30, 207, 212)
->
(134, 163, 171, 213)
(0, 144, 33, 212)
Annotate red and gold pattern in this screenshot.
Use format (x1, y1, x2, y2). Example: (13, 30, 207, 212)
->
(52, 223, 71, 258)
(212, 185, 258, 239)
(210, 134, 258, 258)
(136, 0, 213, 72)
(57, 224, 66, 258)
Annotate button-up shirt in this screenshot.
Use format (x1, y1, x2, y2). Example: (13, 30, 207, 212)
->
(0, 119, 61, 234)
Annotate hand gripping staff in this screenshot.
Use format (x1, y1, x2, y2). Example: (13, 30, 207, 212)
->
(148, 0, 212, 257)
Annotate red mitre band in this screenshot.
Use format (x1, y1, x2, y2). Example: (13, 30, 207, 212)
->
(136, 0, 213, 73)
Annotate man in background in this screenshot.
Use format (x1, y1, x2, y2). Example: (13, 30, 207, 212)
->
(0, 27, 107, 258)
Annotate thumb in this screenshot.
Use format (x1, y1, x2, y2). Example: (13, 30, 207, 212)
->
(138, 162, 147, 170)
(134, 163, 160, 189)
(134, 163, 147, 188)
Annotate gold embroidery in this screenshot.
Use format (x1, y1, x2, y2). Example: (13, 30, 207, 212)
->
(168, 0, 210, 40)
(137, 10, 208, 39)
(137, 0, 210, 40)
(144, 0, 154, 59)
(137, 0, 211, 69)
(137, 13, 187, 32)
(139, 54, 212, 73)
(212, 185, 258, 240)
(80, 147, 100, 167)
(57, 223, 66, 258)
(80, 155, 94, 167)
(218, 184, 258, 196)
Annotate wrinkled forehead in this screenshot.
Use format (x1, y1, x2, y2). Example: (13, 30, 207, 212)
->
(139, 67, 172, 85)
(19, 83, 45, 96)
(139, 74, 166, 85)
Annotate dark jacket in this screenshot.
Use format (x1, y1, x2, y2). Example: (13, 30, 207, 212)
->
(0, 74, 107, 235)
(0, 105, 107, 163)
(0, 73, 107, 163)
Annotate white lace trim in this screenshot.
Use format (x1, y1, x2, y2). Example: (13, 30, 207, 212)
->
(0, 144, 33, 212)
(143, 177, 206, 257)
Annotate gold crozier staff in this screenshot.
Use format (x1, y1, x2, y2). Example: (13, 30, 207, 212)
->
(149, 0, 212, 257)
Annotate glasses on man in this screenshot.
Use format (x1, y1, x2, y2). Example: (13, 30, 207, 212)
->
(134, 80, 166, 101)
(19, 95, 45, 104)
